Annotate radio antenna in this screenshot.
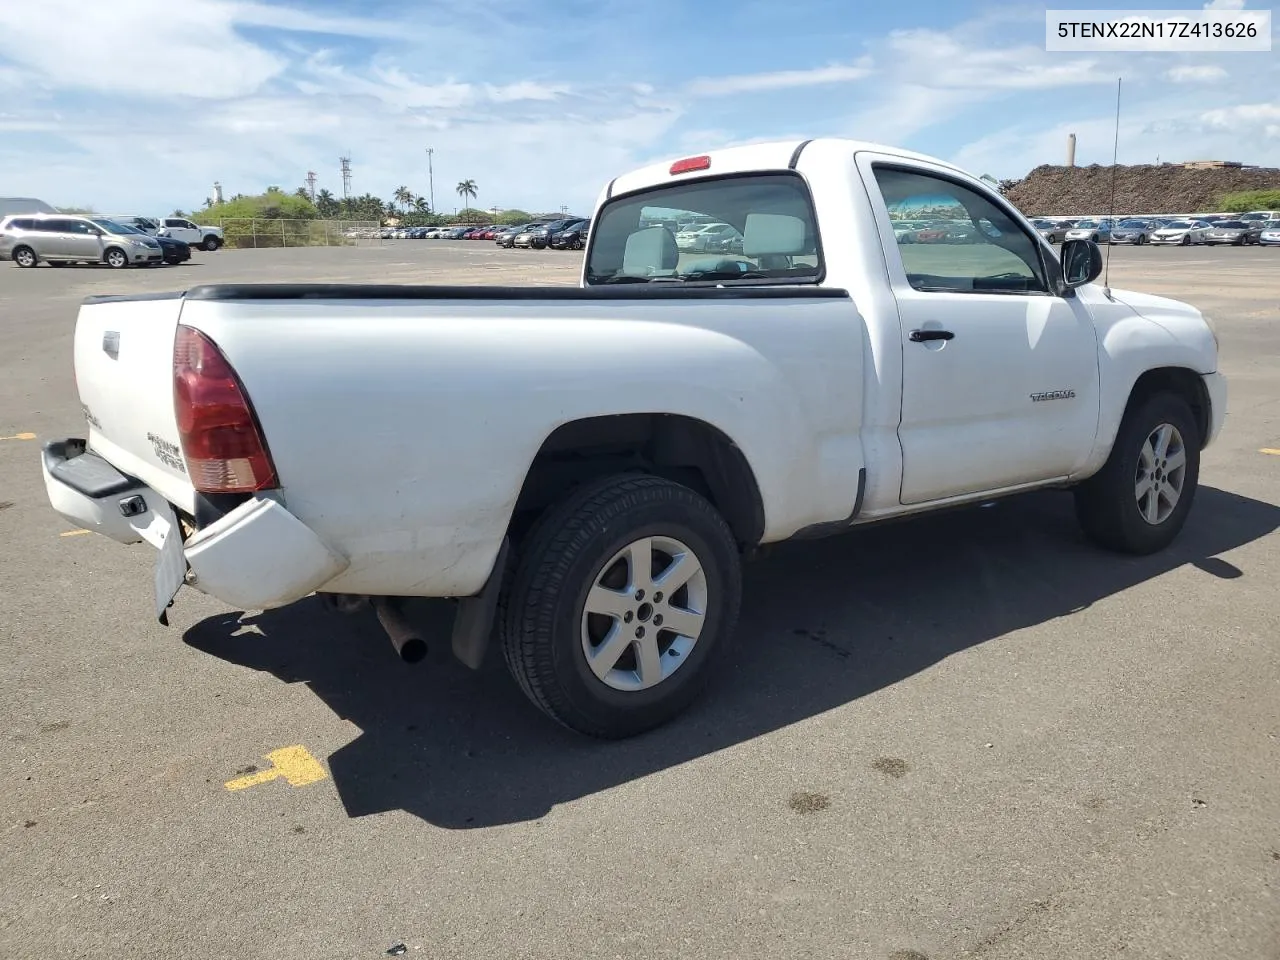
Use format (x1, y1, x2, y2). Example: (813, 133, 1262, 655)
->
(1102, 77, 1121, 299)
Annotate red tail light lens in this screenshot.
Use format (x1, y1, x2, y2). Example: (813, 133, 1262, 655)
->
(173, 324, 278, 493)
(670, 155, 711, 175)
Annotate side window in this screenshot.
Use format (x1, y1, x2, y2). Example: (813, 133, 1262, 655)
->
(165, 219, 184, 228)
(873, 166, 1048, 295)
(181, 220, 198, 230)
(45, 219, 77, 233)
(67, 220, 95, 234)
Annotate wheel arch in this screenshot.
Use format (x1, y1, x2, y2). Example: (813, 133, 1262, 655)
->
(1125, 367, 1210, 449)
(509, 413, 766, 548)
(102, 244, 129, 263)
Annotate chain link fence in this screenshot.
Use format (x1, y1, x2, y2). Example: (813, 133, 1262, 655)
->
(216, 219, 384, 249)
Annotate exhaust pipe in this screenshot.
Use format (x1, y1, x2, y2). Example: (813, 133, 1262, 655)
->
(372, 597, 427, 664)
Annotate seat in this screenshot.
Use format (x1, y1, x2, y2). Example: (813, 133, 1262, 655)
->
(742, 213, 811, 271)
(621, 226, 679, 276)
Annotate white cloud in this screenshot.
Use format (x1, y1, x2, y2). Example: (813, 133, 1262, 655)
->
(1164, 65, 1229, 83)
(686, 60, 872, 97)
(1200, 102, 1280, 137)
(1203, 0, 1245, 9)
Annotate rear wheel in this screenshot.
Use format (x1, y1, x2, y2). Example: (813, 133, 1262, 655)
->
(500, 473, 742, 738)
(201, 235, 221, 252)
(12, 245, 36, 267)
(1074, 392, 1200, 555)
(1181, 234, 1191, 245)
(104, 248, 128, 268)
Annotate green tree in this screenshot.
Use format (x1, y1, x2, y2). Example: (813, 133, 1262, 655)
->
(455, 179, 478, 207)
(413, 196, 429, 213)
(392, 185, 414, 212)
(1218, 189, 1280, 212)
(315, 189, 339, 219)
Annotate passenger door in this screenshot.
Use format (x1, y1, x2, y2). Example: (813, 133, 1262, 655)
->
(63, 219, 106, 260)
(162, 218, 198, 243)
(40, 219, 85, 259)
(858, 155, 1101, 505)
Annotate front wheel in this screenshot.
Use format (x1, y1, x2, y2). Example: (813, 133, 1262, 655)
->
(201, 236, 221, 251)
(104, 248, 128, 268)
(500, 473, 742, 739)
(1074, 392, 1201, 555)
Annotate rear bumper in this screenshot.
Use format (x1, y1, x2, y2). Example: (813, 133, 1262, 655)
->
(1202, 372, 1228, 448)
(43, 438, 349, 610)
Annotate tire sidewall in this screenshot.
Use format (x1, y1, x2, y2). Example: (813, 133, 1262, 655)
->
(13, 246, 36, 267)
(1108, 395, 1201, 550)
(511, 480, 741, 735)
(105, 248, 128, 268)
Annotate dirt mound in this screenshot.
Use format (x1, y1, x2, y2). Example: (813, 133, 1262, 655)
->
(1003, 164, 1280, 216)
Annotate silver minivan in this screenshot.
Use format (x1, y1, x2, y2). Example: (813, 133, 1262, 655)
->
(0, 214, 163, 268)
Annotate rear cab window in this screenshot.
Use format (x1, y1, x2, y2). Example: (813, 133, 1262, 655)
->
(585, 172, 822, 285)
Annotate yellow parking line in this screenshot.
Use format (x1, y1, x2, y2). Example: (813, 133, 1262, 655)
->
(1261, 448, 1280, 456)
(225, 745, 328, 792)
(0, 432, 36, 441)
(59, 529, 91, 537)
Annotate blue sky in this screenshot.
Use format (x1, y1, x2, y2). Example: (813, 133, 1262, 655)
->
(0, 0, 1275, 215)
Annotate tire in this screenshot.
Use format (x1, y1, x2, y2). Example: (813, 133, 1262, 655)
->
(201, 235, 221, 252)
(1181, 235, 1191, 246)
(104, 248, 128, 268)
(500, 473, 742, 739)
(12, 245, 37, 268)
(1074, 391, 1201, 555)
(571, 238, 583, 251)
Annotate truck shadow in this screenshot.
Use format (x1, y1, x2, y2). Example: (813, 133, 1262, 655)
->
(183, 485, 1279, 829)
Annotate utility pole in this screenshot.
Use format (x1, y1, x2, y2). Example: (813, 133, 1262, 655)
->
(304, 170, 317, 201)
(425, 147, 435, 213)
(339, 156, 352, 200)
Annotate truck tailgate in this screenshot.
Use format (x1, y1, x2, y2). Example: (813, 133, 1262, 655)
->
(73, 294, 195, 514)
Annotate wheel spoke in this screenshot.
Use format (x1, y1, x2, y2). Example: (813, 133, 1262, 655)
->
(1138, 439, 1156, 472)
(624, 538, 655, 595)
(633, 635, 663, 686)
(586, 622, 633, 681)
(653, 550, 701, 595)
(1135, 474, 1155, 503)
(660, 605, 705, 640)
(1164, 447, 1186, 474)
(1152, 424, 1173, 459)
(1141, 488, 1160, 523)
(584, 583, 632, 620)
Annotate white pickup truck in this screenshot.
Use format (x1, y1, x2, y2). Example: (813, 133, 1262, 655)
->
(111, 216, 225, 251)
(43, 138, 1226, 738)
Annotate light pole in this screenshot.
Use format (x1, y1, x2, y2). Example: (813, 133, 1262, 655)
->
(425, 147, 435, 213)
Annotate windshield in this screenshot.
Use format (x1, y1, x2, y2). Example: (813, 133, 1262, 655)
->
(585, 173, 821, 285)
(1118, 219, 1148, 228)
(1165, 221, 1195, 229)
(91, 218, 135, 234)
(1213, 221, 1246, 228)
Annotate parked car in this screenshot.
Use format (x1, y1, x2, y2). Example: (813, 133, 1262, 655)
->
(517, 219, 579, 249)
(1109, 219, 1157, 244)
(1031, 219, 1068, 243)
(549, 219, 590, 249)
(495, 224, 531, 247)
(1259, 223, 1280, 245)
(107, 220, 191, 264)
(153, 216, 223, 251)
(42, 136, 1226, 739)
(1065, 218, 1113, 243)
(1, 213, 164, 267)
(1149, 220, 1211, 245)
(1202, 219, 1263, 245)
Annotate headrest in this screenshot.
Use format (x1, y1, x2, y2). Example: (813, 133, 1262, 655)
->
(622, 226, 679, 274)
(742, 213, 808, 257)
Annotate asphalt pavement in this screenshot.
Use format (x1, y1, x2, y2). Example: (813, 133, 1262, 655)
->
(2, 242, 1278, 960)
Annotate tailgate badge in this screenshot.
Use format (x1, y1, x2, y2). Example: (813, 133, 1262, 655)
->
(102, 330, 120, 359)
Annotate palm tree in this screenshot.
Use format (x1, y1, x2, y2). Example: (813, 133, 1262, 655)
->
(413, 196, 429, 213)
(455, 179, 478, 207)
(393, 185, 413, 211)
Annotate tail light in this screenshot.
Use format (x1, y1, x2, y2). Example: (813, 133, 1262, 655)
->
(173, 324, 278, 493)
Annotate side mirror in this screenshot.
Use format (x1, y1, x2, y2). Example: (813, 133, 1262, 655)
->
(1060, 238, 1103, 288)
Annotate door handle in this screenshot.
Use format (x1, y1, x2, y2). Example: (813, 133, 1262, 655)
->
(909, 329, 955, 343)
